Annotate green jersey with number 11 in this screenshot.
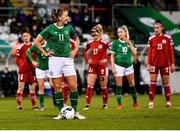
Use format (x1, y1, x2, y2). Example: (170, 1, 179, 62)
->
(39, 23, 77, 57)
(111, 39, 136, 67)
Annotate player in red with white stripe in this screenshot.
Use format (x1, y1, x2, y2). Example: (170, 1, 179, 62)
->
(83, 24, 110, 110)
(147, 20, 176, 109)
(12, 29, 38, 111)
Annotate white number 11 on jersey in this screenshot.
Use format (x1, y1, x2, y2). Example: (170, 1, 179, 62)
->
(59, 34, 64, 41)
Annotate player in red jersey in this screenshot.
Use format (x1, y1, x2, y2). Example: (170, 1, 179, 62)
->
(83, 24, 110, 110)
(13, 29, 38, 111)
(147, 20, 176, 109)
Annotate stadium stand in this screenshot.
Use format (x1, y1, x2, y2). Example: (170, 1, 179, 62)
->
(0, 0, 180, 97)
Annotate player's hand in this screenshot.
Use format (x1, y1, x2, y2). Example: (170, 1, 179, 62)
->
(170, 64, 176, 73)
(124, 38, 131, 45)
(99, 59, 107, 64)
(45, 50, 54, 57)
(69, 49, 78, 58)
(147, 64, 150, 71)
(32, 60, 39, 67)
(88, 59, 92, 64)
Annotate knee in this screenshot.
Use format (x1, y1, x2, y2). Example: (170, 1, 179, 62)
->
(69, 83, 77, 92)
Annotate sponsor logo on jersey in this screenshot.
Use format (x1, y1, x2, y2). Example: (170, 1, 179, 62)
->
(162, 39, 166, 44)
(98, 44, 103, 49)
(64, 30, 69, 35)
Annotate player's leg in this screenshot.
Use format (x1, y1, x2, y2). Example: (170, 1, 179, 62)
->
(99, 75, 108, 109)
(149, 66, 158, 109)
(84, 73, 97, 110)
(161, 66, 171, 108)
(16, 74, 25, 111)
(36, 68, 46, 111)
(99, 66, 109, 109)
(29, 70, 38, 110)
(125, 65, 139, 109)
(126, 74, 139, 109)
(115, 76, 123, 110)
(62, 78, 70, 106)
(49, 77, 56, 107)
(52, 78, 63, 111)
(49, 57, 64, 119)
(65, 75, 85, 120)
(63, 58, 85, 119)
(114, 64, 124, 110)
(37, 78, 45, 110)
(29, 82, 38, 110)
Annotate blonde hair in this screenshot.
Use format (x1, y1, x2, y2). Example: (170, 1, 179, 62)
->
(118, 25, 130, 39)
(92, 24, 103, 34)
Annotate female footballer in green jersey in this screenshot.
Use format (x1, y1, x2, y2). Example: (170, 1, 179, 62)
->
(110, 25, 140, 110)
(34, 7, 85, 119)
(26, 40, 55, 111)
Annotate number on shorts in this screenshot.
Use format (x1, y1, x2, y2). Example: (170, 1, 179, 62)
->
(150, 66, 156, 72)
(89, 67, 93, 72)
(101, 69, 104, 74)
(19, 74, 23, 80)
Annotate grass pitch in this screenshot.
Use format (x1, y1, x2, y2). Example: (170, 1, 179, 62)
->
(0, 95, 180, 130)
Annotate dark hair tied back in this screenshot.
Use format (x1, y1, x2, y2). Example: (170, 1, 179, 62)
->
(51, 7, 68, 23)
(153, 19, 165, 34)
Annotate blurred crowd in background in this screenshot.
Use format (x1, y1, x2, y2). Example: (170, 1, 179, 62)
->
(0, 0, 179, 97)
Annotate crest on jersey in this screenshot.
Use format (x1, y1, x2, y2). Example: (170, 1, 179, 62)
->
(162, 39, 166, 44)
(98, 44, 103, 49)
(64, 30, 69, 35)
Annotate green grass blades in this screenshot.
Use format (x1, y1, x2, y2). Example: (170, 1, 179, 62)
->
(0, 95, 180, 130)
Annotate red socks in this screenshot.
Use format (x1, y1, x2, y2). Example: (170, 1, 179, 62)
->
(85, 85, 94, 105)
(30, 93, 37, 108)
(62, 85, 69, 105)
(149, 81, 157, 102)
(101, 87, 108, 105)
(16, 93, 22, 107)
(164, 84, 171, 102)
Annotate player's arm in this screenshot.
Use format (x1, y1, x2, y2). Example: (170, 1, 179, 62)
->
(69, 36, 80, 58)
(110, 53, 116, 75)
(83, 42, 91, 63)
(110, 42, 116, 74)
(147, 40, 151, 71)
(69, 25, 79, 58)
(34, 35, 49, 57)
(169, 38, 175, 72)
(125, 39, 137, 56)
(26, 46, 39, 67)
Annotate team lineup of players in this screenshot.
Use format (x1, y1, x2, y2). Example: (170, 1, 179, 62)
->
(11, 7, 175, 120)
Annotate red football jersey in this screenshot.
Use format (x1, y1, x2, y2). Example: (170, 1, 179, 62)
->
(83, 39, 110, 65)
(70, 39, 78, 57)
(147, 34, 175, 66)
(15, 42, 36, 73)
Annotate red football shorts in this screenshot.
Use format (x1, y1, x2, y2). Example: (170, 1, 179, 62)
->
(18, 70, 36, 84)
(149, 66, 170, 75)
(88, 64, 108, 76)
